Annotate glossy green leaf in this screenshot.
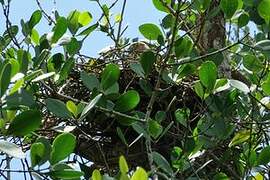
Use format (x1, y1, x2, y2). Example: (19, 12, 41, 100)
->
(35, 137, 52, 165)
(114, 90, 140, 112)
(67, 10, 80, 35)
(0, 141, 26, 159)
(29, 10, 42, 29)
(257, 146, 270, 165)
(174, 37, 193, 58)
(139, 23, 163, 40)
(194, 81, 205, 99)
(149, 120, 163, 139)
(66, 101, 77, 117)
(258, 0, 270, 22)
(262, 80, 270, 95)
(7, 110, 42, 136)
(220, 0, 238, 19)
(30, 142, 45, 167)
(50, 169, 84, 179)
(140, 51, 156, 76)
(119, 156, 129, 174)
(229, 130, 250, 147)
(101, 64, 120, 90)
(175, 108, 190, 127)
(50, 133, 76, 165)
(92, 169, 102, 180)
(78, 11, 92, 26)
(152, 0, 171, 13)
(31, 29, 40, 45)
(152, 151, 173, 175)
(0, 62, 11, 97)
(46, 98, 71, 118)
(78, 23, 98, 36)
(80, 94, 102, 120)
(131, 167, 148, 180)
(199, 61, 217, 91)
(52, 17, 68, 43)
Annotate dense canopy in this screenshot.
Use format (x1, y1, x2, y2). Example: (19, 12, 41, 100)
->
(0, 0, 270, 179)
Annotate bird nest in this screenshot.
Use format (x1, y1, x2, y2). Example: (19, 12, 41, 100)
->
(41, 42, 203, 173)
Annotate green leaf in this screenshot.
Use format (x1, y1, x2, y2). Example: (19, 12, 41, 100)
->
(50, 133, 76, 165)
(101, 64, 120, 90)
(149, 120, 163, 139)
(229, 79, 250, 94)
(9, 78, 24, 95)
(67, 10, 80, 35)
(140, 51, 156, 76)
(130, 63, 145, 78)
(30, 142, 45, 167)
(31, 29, 40, 45)
(0, 141, 25, 159)
(80, 71, 100, 91)
(175, 108, 190, 127)
(229, 130, 250, 147)
(35, 137, 52, 165)
(139, 23, 163, 40)
(152, 0, 171, 13)
(119, 156, 129, 174)
(7, 110, 42, 136)
(243, 54, 263, 73)
(80, 94, 102, 120)
(78, 11, 93, 26)
(194, 81, 205, 99)
(220, 0, 238, 19)
(66, 101, 78, 117)
(66, 37, 81, 56)
(0, 62, 11, 97)
(255, 40, 270, 51)
(258, 0, 270, 23)
(52, 17, 68, 43)
(117, 127, 128, 146)
(59, 58, 75, 82)
(46, 98, 71, 118)
(174, 37, 193, 58)
(114, 90, 140, 112)
(131, 167, 148, 180)
(152, 151, 174, 175)
(262, 80, 270, 95)
(92, 169, 102, 180)
(155, 111, 166, 123)
(257, 146, 270, 165)
(78, 23, 98, 36)
(45, 98, 71, 118)
(213, 172, 229, 180)
(32, 72, 55, 82)
(50, 169, 84, 179)
(29, 10, 42, 29)
(199, 61, 217, 91)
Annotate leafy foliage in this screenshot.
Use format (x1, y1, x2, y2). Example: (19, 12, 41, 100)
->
(0, 0, 270, 179)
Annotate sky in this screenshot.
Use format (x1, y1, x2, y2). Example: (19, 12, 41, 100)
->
(0, 0, 164, 179)
(0, 0, 165, 56)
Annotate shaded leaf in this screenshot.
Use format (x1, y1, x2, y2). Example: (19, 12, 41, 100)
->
(7, 110, 42, 136)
